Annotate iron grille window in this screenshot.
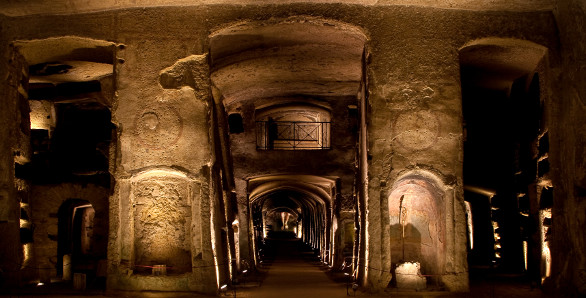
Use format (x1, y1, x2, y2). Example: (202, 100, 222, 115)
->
(256, 120, 330, 150)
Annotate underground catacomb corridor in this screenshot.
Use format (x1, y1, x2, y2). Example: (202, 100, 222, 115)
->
(1, 1, 586, 297)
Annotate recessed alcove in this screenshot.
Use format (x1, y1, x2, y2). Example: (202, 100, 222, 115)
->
(130, 169, 193, 275)
(387, 172, 445, 288)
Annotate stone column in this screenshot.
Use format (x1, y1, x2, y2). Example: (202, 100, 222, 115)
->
(365, 39, 468, 291)
(108, 54, 217, 294)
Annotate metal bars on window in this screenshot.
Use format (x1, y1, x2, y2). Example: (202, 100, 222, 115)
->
(256, 120, 331, 150)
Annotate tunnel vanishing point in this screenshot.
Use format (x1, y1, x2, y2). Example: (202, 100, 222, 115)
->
(0, 0, 585, 297)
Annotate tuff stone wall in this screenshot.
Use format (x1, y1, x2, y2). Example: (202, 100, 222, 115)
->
(0, 41, 30, 288)
(108, 51, 217, 292)
(30, 183, 109, 283)
(551, 0, 586, 295)
(0, 2, 573, 295)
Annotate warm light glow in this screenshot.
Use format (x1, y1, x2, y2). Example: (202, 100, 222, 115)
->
(540, 208, 552, 283)
(37, 282, 44, 286)
(29, 100, 55, 130)
(541, 245, 551, 282)
(134, 168, 188, 180)
(492, 221, 499, 229)
(22, 243, 32, 269)
(465, 201, 474, 250)
(227, 237, 233, 281)
(297, 221, 302, 238)
(233, 219, 240, 272)
(263, 213, 267, 238)
(523, 240, 528, 270)
(211, 204, 220, 289)
(395, 262, 426, 290)
(280, 212, 290, 230)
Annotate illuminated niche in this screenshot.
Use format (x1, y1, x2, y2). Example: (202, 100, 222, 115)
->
(130, 169, 193, 275)
(388, 173, 445, 284)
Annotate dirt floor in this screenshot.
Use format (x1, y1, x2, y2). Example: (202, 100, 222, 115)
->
(1, 238, 551, 298)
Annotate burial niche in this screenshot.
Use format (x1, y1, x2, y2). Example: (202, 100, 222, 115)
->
(131, 170, 192, 275)
(388, 173, 445, 287)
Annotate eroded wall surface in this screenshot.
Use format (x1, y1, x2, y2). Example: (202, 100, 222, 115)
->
(552, 0, 586, 295)
(30, 184, 109, 283)
(0, 2, 572, 294)
(0, 37, 31, 288)
(108, 57, 217, 292)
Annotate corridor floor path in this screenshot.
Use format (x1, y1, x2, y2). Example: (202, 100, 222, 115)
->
(236, 237, 351, 298)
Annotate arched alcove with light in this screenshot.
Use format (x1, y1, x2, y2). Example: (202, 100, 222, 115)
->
(387, 172, 445, 289)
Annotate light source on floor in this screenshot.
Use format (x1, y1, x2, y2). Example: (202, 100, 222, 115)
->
(523, 240, 528, 271)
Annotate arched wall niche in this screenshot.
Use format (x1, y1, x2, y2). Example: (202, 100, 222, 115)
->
(129, 168, 195, 275)
(387, 171, 446, 278)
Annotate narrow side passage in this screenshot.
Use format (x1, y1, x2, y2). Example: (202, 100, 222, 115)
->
(238, 232, 347, 298)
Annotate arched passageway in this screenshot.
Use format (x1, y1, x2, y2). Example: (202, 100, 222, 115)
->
(208, 17, 367, 288)
(459, 38, 552, 285)
(6, 36, 115, 287)
(57, 199, 96, 280)
(248, 175, 336, 267)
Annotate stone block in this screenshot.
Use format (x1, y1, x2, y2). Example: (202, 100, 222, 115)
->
(395, 262, 426, 291)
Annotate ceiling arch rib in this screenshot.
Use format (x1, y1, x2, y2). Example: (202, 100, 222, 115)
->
(248, 174, 336, 207)
(252, 185, 330, 209)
